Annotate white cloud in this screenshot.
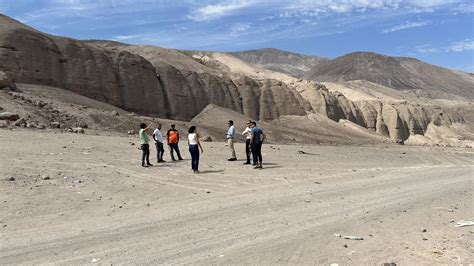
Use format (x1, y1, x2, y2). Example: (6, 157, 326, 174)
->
(451, 3, 474, 13)
(447, 39, 474, 52)
(409, 0, 459, 8)
(383, 20, 431, 33)
(414, 39, 474, 54)
(276, 0, 460, 18)
(189, 0, 253, 21)
(415, 44, 440, 53)
(114, 34, 145, 41)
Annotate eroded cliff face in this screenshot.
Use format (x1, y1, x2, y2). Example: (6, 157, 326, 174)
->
(289, 80, 464, 140)
(0, 15, 468, 143)
(91, 43, 308, 121)
(0, 17, 167, 116)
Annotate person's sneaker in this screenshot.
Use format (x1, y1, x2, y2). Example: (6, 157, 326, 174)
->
(178, 158, 183, 161)
(243, 162, 251, 165)
(142, 164, 148, 168)
(228, 158, 237, 161)
(158, 160, 166, 163)
(147, 163, 154, 166)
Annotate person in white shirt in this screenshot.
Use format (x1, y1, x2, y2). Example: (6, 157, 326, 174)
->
(188, 126, 204, 173)
(152, 123, 166, 163)
(226, 120, 237, 161)
(241, 120, 253, 165)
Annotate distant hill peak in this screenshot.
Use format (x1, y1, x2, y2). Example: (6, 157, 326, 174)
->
(230, 48, 326, 78)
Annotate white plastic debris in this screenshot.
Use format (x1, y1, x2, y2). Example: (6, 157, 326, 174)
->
(343, 236, 364, 240)
(455, 220, 474, 227)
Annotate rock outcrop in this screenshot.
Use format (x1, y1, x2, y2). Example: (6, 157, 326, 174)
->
(0, 71, 15, 90)
(288, 79, 464, 140)
(0, 15, 166, 116)
(86, 42, 308, 121)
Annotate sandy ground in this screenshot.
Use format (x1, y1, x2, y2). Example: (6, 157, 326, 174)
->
(0, 129, 473, 265)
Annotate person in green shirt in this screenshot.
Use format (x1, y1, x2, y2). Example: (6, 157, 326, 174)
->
(139, 123, 153, 167)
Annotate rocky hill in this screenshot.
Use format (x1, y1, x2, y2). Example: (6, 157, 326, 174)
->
(0, 14, 472, 146)
(0, 15, 167, 117)
(230, 48, 325, 78)
(304, 52, 474, 100)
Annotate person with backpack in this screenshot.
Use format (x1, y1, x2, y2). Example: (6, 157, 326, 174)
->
(188, 126, 204, 173)
(167, 124, 183, 161)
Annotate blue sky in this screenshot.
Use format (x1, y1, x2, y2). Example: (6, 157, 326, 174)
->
(1, 0, 473, 71)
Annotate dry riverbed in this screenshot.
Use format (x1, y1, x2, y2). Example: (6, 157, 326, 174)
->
(1, 129, 473, 264)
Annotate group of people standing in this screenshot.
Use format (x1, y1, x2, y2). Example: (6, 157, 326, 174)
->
(226, 120, 266, 169)
(138, 120, 266, 172)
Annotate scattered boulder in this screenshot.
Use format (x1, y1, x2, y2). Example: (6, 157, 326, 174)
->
(35, 101, 46, 108)
(201, 136, 213, 142)
(66, 128, 73, 132)
(0, 71, 15, 89)
(50, 122, 61, 128)
(396, 139, 405, 145)
(72, 127, 85, 133)
(0, 112, 20, 121)
(111, 110, 119, 116)
(127, 130, 135, 135)
(0, 106, 3, 111)
(78, 121, 88, 128)
(36, 124, 46, 129)
(14, 118, 26, 127)
(0, 121, 8, 128)
(6, 177, 15, 181)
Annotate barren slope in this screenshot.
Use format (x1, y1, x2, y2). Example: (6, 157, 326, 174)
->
(305, 52, 474, 100)
(230, 48, 325, 78)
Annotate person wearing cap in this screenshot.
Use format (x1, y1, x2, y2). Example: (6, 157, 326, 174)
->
(226, 120, 237, 161)
(241, 120, 253, 164)
(167, 124, 183, 161)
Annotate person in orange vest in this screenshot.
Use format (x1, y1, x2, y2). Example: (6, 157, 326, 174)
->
(166, 124, 183, 161)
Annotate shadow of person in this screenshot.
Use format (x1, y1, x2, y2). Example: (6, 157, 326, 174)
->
(261, 165, 283, 169)
(263, 162, 279, 166)
(199, 169, 225, 174)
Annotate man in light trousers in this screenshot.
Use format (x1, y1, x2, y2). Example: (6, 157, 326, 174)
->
(226, 120, 237, 161)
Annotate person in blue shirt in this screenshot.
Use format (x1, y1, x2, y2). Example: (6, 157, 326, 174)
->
(250, 121, 266, 169)
(226, 120, 237, 161)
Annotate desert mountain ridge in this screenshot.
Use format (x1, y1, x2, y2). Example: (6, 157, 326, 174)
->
(0, 14, 473, 147)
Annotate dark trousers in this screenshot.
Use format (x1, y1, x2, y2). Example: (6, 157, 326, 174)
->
(169, 143, 183, 160)
(141, 144, 150, 165)
(189, 144, 200, 171)
(245, 139, 252, 163)
(155, 142, 164, 161)
(252, 142, 263, 164)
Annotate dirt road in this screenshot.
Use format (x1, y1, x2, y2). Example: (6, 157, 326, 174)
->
(1, 129, 472, 264)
